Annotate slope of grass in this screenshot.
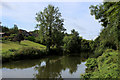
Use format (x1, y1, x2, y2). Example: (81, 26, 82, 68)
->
(1, 40, 46, 63)
(82, 49, 120, 79)
(2, 40, 46, 53)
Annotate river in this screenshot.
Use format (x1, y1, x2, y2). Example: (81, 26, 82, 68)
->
(2, 54, 87, 79)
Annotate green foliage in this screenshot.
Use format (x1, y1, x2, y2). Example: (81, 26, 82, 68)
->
(81, 39, 91, 51)
(89, 4, 108, 27)
(26, 36, 35, 42)
(63, 35, 73, 53)
(85, 58, 97, 70)
(82, 49, 120, 79)
(36, 4, 66, 52)
(51, 30, 65, 48)
(81, 73, 91, 79)
(9, 34, 17, 41)
(63, 29, 80, 53)
(63, 29, 93, 54)
(9, 49, 17, 52)
(2, 40, 46, 63)
(88, 40, 95, 52)
(16, 32, 24, 43)
(2, 47, 46, 63)
(2, 26, 9, 32)
(2, 24, 25, 43)
(89, 1, 120, 57)
(9, 24, 19, 34)
(16, 47, 45, 57)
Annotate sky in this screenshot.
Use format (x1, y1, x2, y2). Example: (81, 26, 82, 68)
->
(0, 1, 103, 40)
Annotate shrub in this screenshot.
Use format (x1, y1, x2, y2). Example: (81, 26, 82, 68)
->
(14, 47, 46, 59)
(81, 73, 91, 79)
(82, 49, 120, 78)
(9, 49, 17, 52)
(26, 36, 35, 42)
(85, 58, 97, 70)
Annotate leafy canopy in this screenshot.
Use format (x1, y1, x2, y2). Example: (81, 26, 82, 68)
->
(35, 5, 66, 51)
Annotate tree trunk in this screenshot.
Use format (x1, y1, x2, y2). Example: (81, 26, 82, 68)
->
(46, 23, 52, 53)
(46, 43, 50, 53)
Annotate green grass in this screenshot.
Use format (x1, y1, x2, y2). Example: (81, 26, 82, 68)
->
(2, 40, 46, 53)
(1, 40, 46, 63)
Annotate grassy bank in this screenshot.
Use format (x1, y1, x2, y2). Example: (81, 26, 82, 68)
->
(82, 49, 120, 79)
(2, 40, 46, 53)
(1, 40, 46, 63)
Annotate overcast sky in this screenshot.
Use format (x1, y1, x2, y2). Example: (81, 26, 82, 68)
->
(0, 2, 103, 40)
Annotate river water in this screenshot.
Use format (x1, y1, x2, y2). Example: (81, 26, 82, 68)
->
(2, 54, 87, 78)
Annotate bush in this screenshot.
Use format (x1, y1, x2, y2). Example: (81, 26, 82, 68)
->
(63, 36, 80, 53)
(85, 58, 97, 70)
(9, 49, 17, 52)
(26, 36, 35, 42)
(9, 34, 17, 41)
(14, 47, 46, 59)
(82, 49, 120, 78)
(81, 73, 91, 79)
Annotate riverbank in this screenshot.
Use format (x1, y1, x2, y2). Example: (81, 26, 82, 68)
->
(1, 40, 67, 63)
(1, 40, 90, 63)
(82, 49, 120, 79)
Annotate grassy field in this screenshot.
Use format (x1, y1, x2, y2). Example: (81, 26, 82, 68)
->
(2, 40, 46, 53)
(1, 40, 46, 63)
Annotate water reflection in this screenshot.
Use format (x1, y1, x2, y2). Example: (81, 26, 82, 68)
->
(34, 56, 83, 78)
(2, 54, 87, 78)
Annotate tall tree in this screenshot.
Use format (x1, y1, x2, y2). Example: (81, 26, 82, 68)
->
(35, 5, 66, 52)
(103, 2, 120, 50)
(89, 1, 120, 54)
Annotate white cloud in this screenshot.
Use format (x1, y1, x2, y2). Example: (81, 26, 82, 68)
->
(1, 2, 102, 40)
(1, 2, 49, 30)
(63, 15, 102, 40)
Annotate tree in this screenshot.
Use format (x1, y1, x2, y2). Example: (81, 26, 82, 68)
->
(2, 26, 9, 33)
(89, 4, 108, 27)
(103, 2, 120, 50)
(35, 5, 66, 52)
(89, 1, 120, 56)
(9, 24, 19, 34)
(15, 32, 24, 44)
(63, 29, 80, 53)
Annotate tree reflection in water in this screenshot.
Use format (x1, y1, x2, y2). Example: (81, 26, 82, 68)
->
(34, 56, 82, 78)
(2, 53, 88, 78)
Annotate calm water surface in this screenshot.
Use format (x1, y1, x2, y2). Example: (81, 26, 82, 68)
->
(2, 54, 87, 78)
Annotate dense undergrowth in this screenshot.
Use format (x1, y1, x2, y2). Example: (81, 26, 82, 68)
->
(82, 49, 120, 79)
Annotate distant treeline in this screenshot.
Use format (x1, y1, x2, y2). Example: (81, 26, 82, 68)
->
(1, 24, 94, 54)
